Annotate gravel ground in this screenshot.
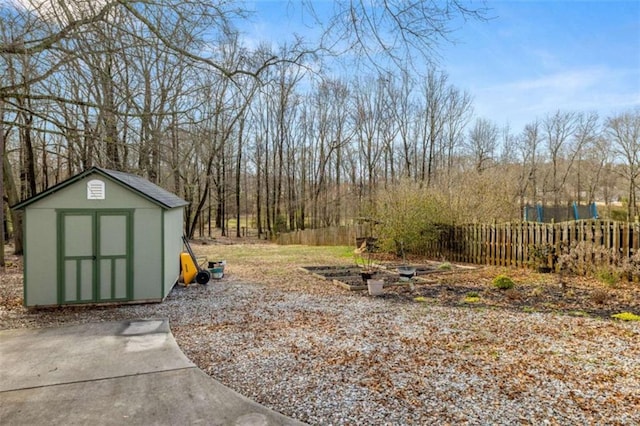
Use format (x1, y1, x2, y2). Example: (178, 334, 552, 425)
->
(1, 242, 639, 425)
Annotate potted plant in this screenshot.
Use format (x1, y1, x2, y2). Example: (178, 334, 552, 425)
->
(396, 240, 417, 281)
(354, 240, 377, 282)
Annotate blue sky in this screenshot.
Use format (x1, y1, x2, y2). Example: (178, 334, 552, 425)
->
(444, 1, 640, 130)
(244, 1, 640, 132)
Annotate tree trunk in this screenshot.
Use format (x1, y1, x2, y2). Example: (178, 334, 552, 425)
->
(187, 156, 214, 239)
(3, 152, 24, 255)
(218, 154, 226, 237)
(18, 106, 37, 198)
(235, 118, 244, 238)
(255, 139, 263, 238)
(264, 136, 272, 236)
(0, 98, 4, 267)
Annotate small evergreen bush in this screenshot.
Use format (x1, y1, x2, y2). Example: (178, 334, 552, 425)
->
(492, 274, 515, 290)
(463, 291, 481, 303)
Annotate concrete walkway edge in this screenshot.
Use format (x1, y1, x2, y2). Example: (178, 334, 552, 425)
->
(0, 319, 306, 425)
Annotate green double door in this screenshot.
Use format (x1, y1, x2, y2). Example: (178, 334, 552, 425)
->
(58, 210, 132, 304)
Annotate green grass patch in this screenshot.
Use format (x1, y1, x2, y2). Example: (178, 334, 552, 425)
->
(596, 269, 620, 287)
(438, 262, 452, 271)
(568, 310, 590, 317)
(194, 243, 356, 267)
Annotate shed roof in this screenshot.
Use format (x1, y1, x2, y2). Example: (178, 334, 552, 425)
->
(13, 167, 188, 210)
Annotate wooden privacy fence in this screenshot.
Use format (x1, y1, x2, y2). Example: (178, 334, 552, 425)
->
(275, 225, 361, 247)
(276, 220, 640, 267)
(427, 220, 640, 267)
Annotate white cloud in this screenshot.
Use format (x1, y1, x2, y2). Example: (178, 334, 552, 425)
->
(473, 66, 640, 129)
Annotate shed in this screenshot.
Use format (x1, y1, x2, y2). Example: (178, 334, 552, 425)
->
(13, 167, 188, 307)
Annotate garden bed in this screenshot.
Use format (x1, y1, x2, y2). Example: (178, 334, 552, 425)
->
(300, 260, 478, 291)
(301, 265, 413, 291)
(332, 272, 410, 291)
(297, 265, 361, 280)
(379, 260, 478, 275)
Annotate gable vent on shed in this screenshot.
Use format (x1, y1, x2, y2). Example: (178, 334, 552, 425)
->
(87, 179, 105, 200)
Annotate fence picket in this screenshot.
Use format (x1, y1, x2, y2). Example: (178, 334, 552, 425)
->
(623, 222, 628, 258)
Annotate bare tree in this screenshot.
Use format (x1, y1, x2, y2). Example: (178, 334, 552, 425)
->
(352, 77, 388, 202)
(607, 109, 640, 220)
(581, 134, 611, 206)
(390, 71, 416, 179)
(184, 56, 255, 238)
(513, 120, 542, 209)
(466, 118, 498, 173)
(442, 86, 473, 183)
(320, 1, 488, 72)
(307, 78, 352, 228)
(418, 69, 448, 186)
(542, 110, 579, 206)
(567, 112, 600, 204)
(379, 76, 401, 187)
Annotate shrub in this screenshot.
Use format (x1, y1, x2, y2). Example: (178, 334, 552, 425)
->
(611, 312, 640, 321)
(438, 262, 452, 271)
(556, 240, 640, 283)
(273, 215, 289, 233)
(492, 274, 514, 290)
(463, 291, 481, 303)
(620, 250, 640, 281)
(557, 241, 620, 277)
(371, 179, 453, 255)
(528, 243, 557, 270)
(609, 207, 628, 221)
